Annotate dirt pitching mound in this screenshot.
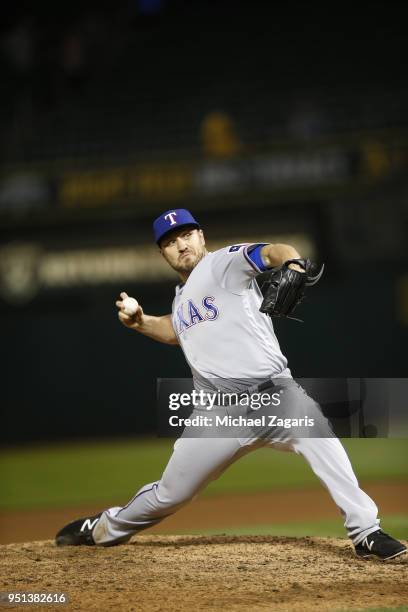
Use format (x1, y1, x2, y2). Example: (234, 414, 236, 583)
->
(1, 535, 407, 611)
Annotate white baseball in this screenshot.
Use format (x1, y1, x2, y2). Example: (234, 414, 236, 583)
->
(122, 297, 139, 316)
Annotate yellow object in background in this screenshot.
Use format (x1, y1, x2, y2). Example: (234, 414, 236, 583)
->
(362, 140, 390, 179)
(201, 111, 242, 158)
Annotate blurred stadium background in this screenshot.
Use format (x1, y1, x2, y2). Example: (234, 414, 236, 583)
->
(0, 0, 407, 544)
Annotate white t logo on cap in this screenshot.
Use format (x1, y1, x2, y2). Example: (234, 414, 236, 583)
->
(164, 212, 177, 225)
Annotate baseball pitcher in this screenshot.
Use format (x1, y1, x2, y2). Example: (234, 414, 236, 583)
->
(55, 209, 406, 561)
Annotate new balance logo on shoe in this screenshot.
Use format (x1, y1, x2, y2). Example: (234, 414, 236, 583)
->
(363, 537, 375, 551)
(80, 518, 100, 532)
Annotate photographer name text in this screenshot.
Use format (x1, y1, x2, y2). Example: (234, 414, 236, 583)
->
(168, 415, 315, 429)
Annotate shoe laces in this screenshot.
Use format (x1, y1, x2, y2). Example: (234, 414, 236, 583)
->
(368, 530, 395, 545)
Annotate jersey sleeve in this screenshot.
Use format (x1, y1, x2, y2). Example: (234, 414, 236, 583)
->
(210, 243, 270, 294)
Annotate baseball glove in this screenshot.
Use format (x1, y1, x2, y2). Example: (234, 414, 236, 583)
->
(259, 258, 324, 321)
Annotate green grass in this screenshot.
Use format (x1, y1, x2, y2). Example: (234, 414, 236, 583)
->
(189, 514, 408, 540)
(0, 438, 174, 510)
(0, 437, 406, 510)
(208, 438, 408, 495)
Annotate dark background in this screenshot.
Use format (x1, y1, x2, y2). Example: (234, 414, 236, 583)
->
(1, 0, 407, 443)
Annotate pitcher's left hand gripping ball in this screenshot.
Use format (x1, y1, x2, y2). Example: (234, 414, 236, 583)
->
(260, 258, 324, 320)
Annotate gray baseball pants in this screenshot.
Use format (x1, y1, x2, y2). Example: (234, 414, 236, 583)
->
(92, 381, 380, 546)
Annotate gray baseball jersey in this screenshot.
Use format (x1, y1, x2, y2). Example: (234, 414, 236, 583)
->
(171, 244, 290, 380)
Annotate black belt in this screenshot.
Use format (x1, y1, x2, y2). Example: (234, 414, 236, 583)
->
(211, 377, 277, 407)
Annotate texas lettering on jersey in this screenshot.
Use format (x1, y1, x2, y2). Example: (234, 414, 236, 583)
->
(175, 296, 219, 334)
